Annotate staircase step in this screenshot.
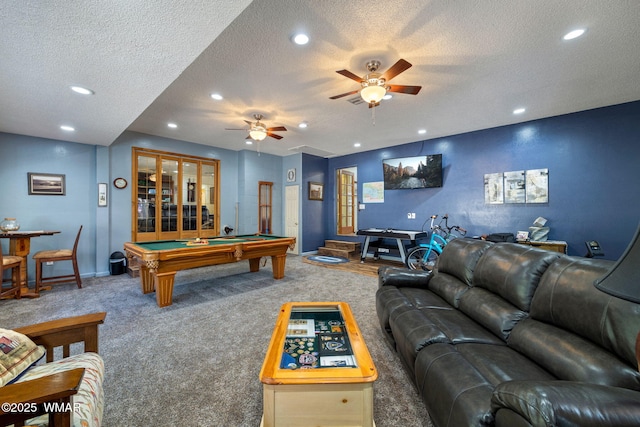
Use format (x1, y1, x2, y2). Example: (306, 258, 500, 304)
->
(323, 240, 361, 252)
(318, 247, 358, 259)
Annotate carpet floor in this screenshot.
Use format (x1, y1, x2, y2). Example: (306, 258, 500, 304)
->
(1, 255, 432, 427)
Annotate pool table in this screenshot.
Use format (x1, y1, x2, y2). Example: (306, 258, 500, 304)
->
(124, 234, 296, 307)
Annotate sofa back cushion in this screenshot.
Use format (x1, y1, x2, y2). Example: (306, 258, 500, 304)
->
(436, 238, 493, 286)
(509, 318, 640, 389)
(429, 238, 493, 307)
(530, 256, 640, 369)
(472, 243, 561, 312)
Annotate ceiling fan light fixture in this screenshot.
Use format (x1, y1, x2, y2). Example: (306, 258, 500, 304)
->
(360, 84, 387, 104)
(249, 126, 267, 141)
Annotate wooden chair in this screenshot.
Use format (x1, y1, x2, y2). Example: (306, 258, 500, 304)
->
(0, 312, 106, 427)
(33, 226, 82, 294)
(1, 250, 22, 299)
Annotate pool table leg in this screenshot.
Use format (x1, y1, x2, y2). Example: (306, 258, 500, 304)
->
(139, 266, 155, 294)
(249, 258, 261, 273)
(271, 254, 286, 279)
(154, 272, 176, 307)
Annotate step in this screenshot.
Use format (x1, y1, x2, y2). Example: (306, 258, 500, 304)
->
(323, 240, 361, 252)
(317, 247, 359, 260)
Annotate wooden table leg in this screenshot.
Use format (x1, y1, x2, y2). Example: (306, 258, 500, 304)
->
(249, 257, 261, 273)
(271, 254, 286, 279)
(154, 272, 176, 307)
(9, 236, 33, 295)
(139, 265, 155, 294)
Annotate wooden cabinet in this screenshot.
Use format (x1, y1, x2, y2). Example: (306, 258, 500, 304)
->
(518, 240, 567, 254)
(132, 147, 219, 241)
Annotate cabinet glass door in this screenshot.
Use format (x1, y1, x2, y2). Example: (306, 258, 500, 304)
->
(136, 155, 156, 234)
(161, 158, 179, 233)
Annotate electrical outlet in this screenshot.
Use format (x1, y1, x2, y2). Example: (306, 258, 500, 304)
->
(46, 261, 54, 266)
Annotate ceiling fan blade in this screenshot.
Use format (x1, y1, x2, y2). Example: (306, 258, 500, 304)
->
(267, 132, 283, 140)
(243, 120, 253, 126)
(266, 126, 287, 132)
(388, 84, 422, 95)
(329, 89, 360, 100)
(381, 59, 412, 81)
(336, 69, 364, 83)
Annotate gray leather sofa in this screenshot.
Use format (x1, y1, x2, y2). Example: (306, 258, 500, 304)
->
(376, 238, 640, 427)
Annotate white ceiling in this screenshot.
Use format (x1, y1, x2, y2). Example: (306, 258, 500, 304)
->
(2, 1, 639, 158)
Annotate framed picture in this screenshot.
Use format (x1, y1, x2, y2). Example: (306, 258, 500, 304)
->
(98, 183, 108, 207)
(308, 182, 323, 201)
(28, 173, 65, 195)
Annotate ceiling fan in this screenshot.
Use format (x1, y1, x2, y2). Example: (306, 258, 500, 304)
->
(225, 114, 287, 141)
(329, 59, 422, 108)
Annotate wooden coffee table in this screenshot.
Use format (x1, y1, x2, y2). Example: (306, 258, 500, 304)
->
(259, 302, 378, 427)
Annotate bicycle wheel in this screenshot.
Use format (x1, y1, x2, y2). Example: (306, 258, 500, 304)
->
(405, 246, 439, 270)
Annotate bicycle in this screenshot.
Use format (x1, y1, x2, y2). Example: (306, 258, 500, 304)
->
(405, 214, 467, 270)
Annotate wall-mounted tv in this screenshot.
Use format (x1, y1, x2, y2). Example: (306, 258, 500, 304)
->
(382, 154, 442, 189)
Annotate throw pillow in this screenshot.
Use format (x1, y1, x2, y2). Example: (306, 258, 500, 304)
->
(0, 328, 45, 387)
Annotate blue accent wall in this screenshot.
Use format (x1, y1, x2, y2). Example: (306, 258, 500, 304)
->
(326, 101, 640, 259)
(301, 153, 329, 253)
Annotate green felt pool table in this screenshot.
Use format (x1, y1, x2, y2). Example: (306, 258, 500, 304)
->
(124, 234, 296, 307)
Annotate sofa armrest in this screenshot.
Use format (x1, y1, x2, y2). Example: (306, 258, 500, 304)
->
(0, 368, 84, 427)
(378, 266, 432, 289)
(14, 312, 106, 363)
(491, 380, 640, 427)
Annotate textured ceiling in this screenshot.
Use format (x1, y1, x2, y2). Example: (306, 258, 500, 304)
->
(2, 1, 639, 158)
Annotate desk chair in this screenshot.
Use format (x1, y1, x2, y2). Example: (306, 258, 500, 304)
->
(33, 225, 82, 294)
(0, 250, 22, 299)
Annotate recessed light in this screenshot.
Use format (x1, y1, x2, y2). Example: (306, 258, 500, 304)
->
(167, 123, 178, 128)
(563, 29, 585, 40)
(513, 108, 526, 115)
(298, 122, 308, 128)
(60, 125, 75, 131)
(354, 143, 361, 148)
(383, 94, 393, 100)
(418, 129, 427, 135)
(245, 140, 253, 145)
(70, 86, 94, 95)
(210, 93, 223, 101)
(292, 33, 309, 45)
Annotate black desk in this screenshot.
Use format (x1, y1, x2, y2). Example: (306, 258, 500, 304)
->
(356, 228, 428, 264)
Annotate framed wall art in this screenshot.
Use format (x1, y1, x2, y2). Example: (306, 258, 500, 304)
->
(308, 182, 323, 201)
(98, 183, 108, 207)
(28, 173, 65, 195)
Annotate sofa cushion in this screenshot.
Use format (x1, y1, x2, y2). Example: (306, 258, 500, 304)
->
(428, 239, 493, 308)
(530, 256, 640, 368)
(436, 238, 493, 286)
(415, 342, 553, 427)
(0, 328, 45, 386)
(509, 318, 640, 390)
(459, 287, 528, 341)
(472, 243, 560, 312)
(492, 380, 640, 427)
(18, 352, 105, 427)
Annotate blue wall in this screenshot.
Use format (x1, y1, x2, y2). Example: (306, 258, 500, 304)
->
(0, 133, 99, 276)
(325, 101, 640, 259)
(301, 153, 329, 252)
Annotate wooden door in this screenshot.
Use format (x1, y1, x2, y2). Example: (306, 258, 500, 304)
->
(337, 170, 356, 235)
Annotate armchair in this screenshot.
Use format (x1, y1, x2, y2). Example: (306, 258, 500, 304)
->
(0, 312, 106, 427)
